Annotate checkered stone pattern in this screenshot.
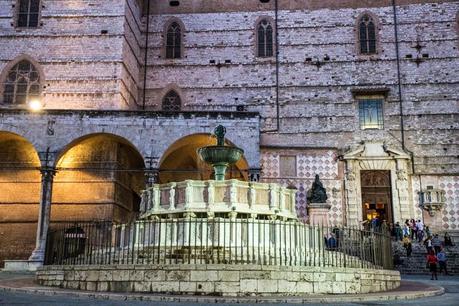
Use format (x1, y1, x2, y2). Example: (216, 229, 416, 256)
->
(297, 150, 338, 180)
(411, 176, 424, 221)
(439, 176, 459, 230)
(326, 179, 344, 226)
(260, 152, 280, 178)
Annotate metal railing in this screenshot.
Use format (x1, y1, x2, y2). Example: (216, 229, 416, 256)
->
(44, 219, 393, 270)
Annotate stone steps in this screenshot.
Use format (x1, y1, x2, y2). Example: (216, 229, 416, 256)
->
(392, 241, 459, 274)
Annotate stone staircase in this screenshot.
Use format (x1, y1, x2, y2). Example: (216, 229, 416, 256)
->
(393, 241, 459, 274)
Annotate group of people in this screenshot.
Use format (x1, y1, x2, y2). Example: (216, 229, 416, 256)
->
(393, 218, 454, 279)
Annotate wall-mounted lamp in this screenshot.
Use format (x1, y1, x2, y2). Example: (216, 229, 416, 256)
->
(27, 98, 44, 112)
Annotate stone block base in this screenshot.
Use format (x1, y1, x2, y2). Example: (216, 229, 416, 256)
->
(37, 264, 401, 296)
(3, 260, 43, 271)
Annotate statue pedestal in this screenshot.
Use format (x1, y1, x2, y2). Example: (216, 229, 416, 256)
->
(308, 203, 331, 225)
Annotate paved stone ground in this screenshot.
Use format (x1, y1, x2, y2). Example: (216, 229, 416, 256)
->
(0, 272, 457, 305)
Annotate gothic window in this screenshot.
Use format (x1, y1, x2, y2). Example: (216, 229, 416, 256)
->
(257, 19, 273, 57)
(16, 0, 40, 28)
(2, 60, 41, 105)
(162, 90, 181, 111)
(358, 14, 377, 54)
(359, 99, 384, 129)
(165, 22, 182, 59)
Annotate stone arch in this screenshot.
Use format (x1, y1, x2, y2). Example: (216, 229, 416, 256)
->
(0, 54, 45, 105)
(0, 131, 41, 267)
(355, 11, 381, 56)
(52, 133, 146, 223)
(158, 133, 249, 183)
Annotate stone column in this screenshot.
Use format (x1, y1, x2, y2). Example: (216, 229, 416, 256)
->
(29, 167, 56, 262)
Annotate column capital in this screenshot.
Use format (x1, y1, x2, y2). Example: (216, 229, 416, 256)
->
(144, 168, 159, 187)
(248, 168, 261, 182)
(40, 166, 57, 178)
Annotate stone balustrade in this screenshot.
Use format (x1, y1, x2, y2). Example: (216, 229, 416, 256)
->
(418, 189, 446, 216)
(139, 180, 297, 220)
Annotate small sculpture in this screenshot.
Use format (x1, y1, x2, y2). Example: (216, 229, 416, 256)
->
(307, 174, 328, 203)
(214, 125, 226, 146)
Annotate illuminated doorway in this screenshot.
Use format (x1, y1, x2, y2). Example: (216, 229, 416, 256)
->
(360, 170, 393, 223)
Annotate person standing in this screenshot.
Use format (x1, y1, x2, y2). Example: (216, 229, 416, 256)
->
(424, 236, 433, 253)
(394, 222, 403, 241)
(416, 220, 424, 243)
(437, 248, 448, 275)
(403, 220, 411, 238)
(403, 235, 412, 257)
(444, 232, 454, 247)
(410, 219, 417, 241)
(432, 234, 442, 254)
(427, 250, 438, 280)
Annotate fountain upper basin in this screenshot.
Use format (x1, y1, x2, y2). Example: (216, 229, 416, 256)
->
(197, 145, 244, 165)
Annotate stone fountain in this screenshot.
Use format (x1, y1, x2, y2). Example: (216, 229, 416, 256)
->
(37, 125, 401, 296)
(197, 125, 244, 181)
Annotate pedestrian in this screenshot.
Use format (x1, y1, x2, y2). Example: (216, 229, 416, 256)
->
(444, 232, 454, 247)
(432, 234, 442, 254)
(424, 236, 433, 253)
(410, 219, 417, 241)
(403, 220, 410, 237)
(416, 219, 424, 243)
(403, 235, 412, 257)
(427, 250, 438, 280)
(394, 222, 403, 241)
(437, 248, 448, 275)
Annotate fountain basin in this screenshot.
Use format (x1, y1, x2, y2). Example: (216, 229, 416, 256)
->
(198, 146, 244, 180)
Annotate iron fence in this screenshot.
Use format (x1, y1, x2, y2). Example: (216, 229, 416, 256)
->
(44, 218, 393, 270)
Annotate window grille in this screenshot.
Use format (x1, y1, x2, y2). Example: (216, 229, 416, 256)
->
(359, 99, 384, 129)
(162, 90, 181, 111)
(3, 60, 40, 105)
(166, 22, 182, 59)
(257, 19, 273, 57)
(359, 15, 376, 54)
(17, 0, 40, 28)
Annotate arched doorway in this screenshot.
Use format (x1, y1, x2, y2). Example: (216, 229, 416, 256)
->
(159, 134, 249, 183)
(53, 134, 145, 224)
(0, 131, 41, 267)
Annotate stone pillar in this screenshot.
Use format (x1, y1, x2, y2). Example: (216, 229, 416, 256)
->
(29, 167, 56, 262)
(307, 203, 331, 226)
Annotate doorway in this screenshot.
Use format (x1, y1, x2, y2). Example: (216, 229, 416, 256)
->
(360, 170, 393, 224)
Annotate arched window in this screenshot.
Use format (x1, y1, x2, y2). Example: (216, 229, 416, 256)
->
(162, 90, 181, 111)
(257, 19, 274, 57)
(166, 22, 182, 59)
(17, 0, 40, 28)
(3, 60, 41, 104)
(358, 14, 377, 54)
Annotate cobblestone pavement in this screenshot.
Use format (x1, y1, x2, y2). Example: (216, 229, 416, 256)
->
(0, 273, 457, 305)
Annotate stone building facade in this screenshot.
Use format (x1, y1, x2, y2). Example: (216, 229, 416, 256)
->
(0, 0, 458, 267)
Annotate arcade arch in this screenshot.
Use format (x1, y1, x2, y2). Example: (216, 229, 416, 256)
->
(52, 133, 145, 224)
(158, 134, 249, 183)
(0, 131, 41, 267)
